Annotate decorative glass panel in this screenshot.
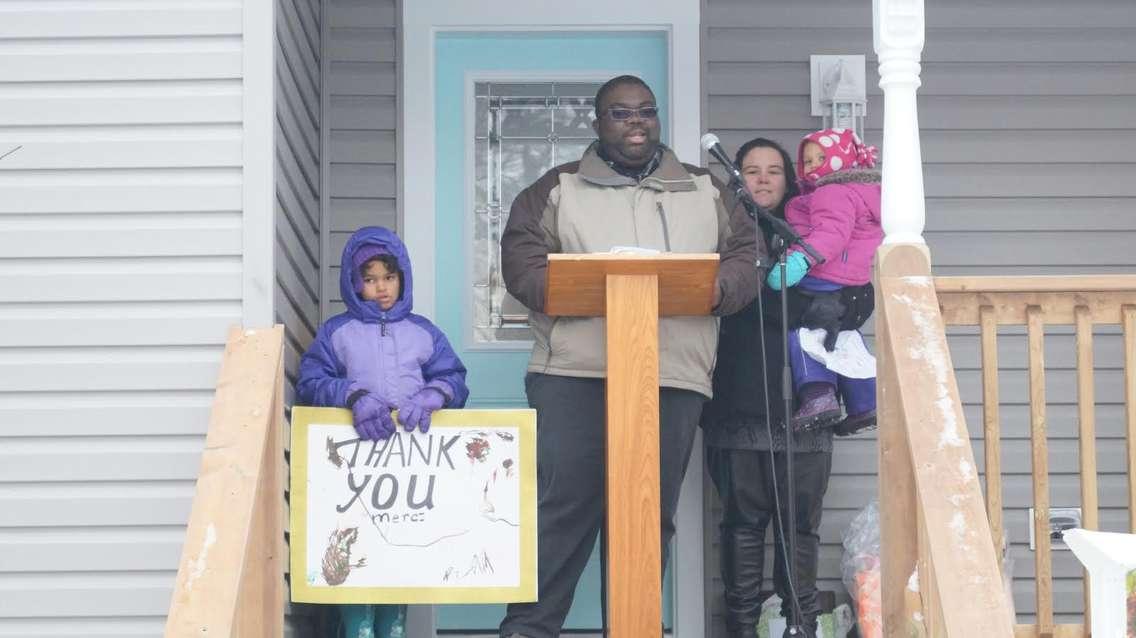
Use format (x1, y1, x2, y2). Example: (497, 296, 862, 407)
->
(472, 81, 601, 344)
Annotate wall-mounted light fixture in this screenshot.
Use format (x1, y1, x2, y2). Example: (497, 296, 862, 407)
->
(810, 55, 867, 139)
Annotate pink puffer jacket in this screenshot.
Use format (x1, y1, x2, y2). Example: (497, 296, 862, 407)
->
(784, 168, 882, 286)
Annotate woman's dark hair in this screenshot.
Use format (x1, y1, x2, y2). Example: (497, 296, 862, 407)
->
(359, 254, 404, 299)
(733, 137, 798, 219)
(733, 137, 799, 257)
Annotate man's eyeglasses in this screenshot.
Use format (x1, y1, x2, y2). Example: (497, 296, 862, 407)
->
(600, 105, 659, 121)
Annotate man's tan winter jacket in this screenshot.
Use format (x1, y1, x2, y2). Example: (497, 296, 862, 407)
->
(500, 143, 764, 397)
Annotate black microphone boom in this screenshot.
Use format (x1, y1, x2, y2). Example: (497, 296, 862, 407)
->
(699, 133, 825, 265)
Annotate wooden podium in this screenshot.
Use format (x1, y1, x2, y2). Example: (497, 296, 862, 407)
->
(544, 253, 720, 638)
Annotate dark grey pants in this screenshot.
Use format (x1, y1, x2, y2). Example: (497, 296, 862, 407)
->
(706, 446, 833, 637)
(499, 373, 703, 638)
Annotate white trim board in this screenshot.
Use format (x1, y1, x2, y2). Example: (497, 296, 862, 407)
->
(241, 0, 276, 328)
(401, 3, 704, 637)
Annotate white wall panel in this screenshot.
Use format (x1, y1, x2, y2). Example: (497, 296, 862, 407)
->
(0, 0, 279, 634)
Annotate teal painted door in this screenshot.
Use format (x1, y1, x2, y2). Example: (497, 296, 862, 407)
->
(431, 31, 673, 631)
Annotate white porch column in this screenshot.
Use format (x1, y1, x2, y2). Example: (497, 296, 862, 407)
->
(873, 0, 927, 244)
(1064, 528, 1136, 636)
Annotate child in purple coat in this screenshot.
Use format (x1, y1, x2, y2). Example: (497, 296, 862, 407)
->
(297, 225, 469, 638)
(766, 128, 882, 435)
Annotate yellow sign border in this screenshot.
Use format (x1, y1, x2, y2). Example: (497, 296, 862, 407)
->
(289, 406, 537, 604)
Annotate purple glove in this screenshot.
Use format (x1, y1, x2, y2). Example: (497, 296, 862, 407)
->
(348, 391, 395, 440)
(397, 388, 447, 433)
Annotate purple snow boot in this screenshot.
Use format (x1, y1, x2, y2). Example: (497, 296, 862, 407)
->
(791, 382, 842, 432)
(834, 376, 877, 436)
(833, 410, 877, 436)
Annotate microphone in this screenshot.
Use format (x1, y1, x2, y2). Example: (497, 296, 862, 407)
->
(700, 133, 744, 185)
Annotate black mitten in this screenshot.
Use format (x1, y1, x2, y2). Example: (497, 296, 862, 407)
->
(800, 292, 846, 351)
(822, 321, 840, 351)
(839, 282, 875, 330)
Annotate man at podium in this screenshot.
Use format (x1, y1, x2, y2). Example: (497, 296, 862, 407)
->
(497, 74, 764, 638)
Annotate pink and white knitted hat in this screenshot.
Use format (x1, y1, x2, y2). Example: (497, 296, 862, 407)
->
(797, 128, 878, 184)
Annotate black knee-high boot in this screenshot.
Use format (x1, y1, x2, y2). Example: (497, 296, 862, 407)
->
(720, 522, 767, 637)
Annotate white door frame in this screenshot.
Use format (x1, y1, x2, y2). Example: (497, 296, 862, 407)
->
(401, 2, 704, 636)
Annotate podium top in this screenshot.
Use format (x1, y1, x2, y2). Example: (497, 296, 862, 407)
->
(544, 253, 719, 317)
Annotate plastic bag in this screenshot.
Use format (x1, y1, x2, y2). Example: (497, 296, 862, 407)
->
(841, 501, 882, 638)
(755, 594, 854, 638)
(839, 501, 1017, 635)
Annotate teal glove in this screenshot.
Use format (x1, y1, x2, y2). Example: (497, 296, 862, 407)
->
(766, 251, 810, 290)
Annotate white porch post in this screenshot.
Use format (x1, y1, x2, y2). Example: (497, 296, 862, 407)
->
(873, 0, 927, 244)
(1065, 529, 1136, 637)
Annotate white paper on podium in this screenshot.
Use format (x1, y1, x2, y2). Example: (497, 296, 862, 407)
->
(798, 327, 876, 379)
(609, 246, 661, 255)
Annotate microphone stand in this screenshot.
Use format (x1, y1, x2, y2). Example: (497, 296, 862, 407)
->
(730, 175, 823, 638)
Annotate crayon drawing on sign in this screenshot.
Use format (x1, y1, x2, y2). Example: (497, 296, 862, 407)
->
(289, 407, 536, 604)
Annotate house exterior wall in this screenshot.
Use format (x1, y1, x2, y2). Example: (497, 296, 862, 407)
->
(702, 0, 1136, 632)
(275, 0, 323, 399)
(321, 0, 398, 320)
(3, 0, 1130, 634)
(275, 0, 322, 635)
(0, 1, 279, 635)
(324, 0, 1136, 632)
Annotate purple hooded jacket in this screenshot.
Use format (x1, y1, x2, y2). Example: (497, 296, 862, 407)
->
(296, 226, 469, 409)
(785, 168, 882, 286)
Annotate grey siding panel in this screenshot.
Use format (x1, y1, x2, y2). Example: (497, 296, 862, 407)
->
(709, 62, 1136, 96)
(0, 1, 250, 634)
(703, 0, 1136, 632)
(276, 1, 321, 634)
(276, 0, 322, 397)
(708, 27, 1136, 63)
(328, 27, 398, 62)
(330, 95, 397, 128)
(327, 0, 397, 28)
(710, 95, 1136, 130)
(322, 0, 399, 319)
(331, 197, 399, 231)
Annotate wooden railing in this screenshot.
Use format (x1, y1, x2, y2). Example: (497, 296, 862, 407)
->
(936, 273, 1136, 638)
(876, 244, 1016, 636)
(164, 326, 286, 637)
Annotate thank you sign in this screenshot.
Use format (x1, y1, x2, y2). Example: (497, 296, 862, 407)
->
(289, 406, 537, 604)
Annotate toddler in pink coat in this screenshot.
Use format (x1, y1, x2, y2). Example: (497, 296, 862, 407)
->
(766, 128, 882, 435)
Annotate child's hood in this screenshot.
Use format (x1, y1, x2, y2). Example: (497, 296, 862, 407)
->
(797, 128, 878, 189)
(339, 226, 414, 322)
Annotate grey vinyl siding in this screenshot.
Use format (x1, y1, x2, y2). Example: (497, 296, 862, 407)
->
(702, 0, 1136, 632)
(0, 2, 245, 635)
(322, 0, 399, 319)
(275, 1, 322, 635)
(275, 0, 322, 399)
